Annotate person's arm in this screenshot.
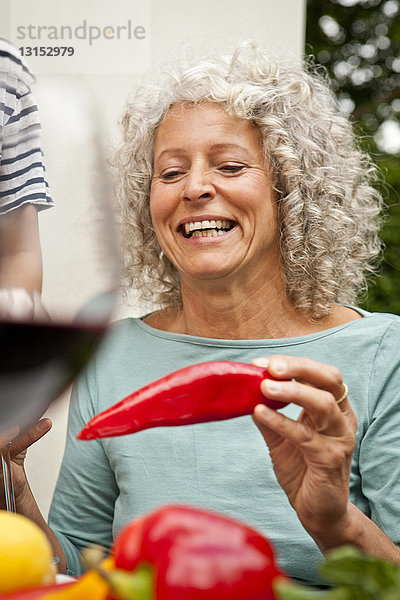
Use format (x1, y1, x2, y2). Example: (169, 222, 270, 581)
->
(0, 419, 68, 571)
(0, 204, 43, 293)
(0, 43, 53, 295)
(252, 354, 400, 563)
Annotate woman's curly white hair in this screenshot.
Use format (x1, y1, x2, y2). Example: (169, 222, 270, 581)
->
(114, 40, 383, 320)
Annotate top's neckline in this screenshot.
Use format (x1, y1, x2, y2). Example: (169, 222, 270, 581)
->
(130, 306, 370, 348)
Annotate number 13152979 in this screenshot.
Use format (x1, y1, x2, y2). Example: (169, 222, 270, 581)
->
(19, 46, 75, 56)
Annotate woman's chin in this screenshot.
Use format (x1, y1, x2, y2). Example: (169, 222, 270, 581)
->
(180, 262, 243, 284)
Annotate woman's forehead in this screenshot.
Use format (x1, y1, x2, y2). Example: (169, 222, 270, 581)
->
(153, 101, 263, 156)
(160, 100, 248, 126)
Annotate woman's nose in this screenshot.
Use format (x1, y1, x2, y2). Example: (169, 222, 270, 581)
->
(182, 166, 215, 202)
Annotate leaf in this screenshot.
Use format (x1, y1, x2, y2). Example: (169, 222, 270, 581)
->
(319, 546, 400, 598)
(275, 546, 400, 600)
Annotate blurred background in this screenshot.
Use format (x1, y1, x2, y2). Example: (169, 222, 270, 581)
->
(306, 0, 400, 315)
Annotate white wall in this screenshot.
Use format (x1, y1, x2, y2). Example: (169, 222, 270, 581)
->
(1, 0, 305, 519)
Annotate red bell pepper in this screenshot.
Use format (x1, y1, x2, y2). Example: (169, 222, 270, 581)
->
(111, 504, 286, 600)
(78, 360, 284, 440)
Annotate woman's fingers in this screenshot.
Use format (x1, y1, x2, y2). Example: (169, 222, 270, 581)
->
(253, 355, 346, 401)
(262, 378, 351, 435)
(254, 403, 314, 447)
(252, 355, 357, 436)
(9, 418, 52, 459)
(254, 402, 356, 468)
(252, 405, 307, 468)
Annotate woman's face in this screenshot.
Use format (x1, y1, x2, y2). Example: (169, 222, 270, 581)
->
(150, 102, 281, 287)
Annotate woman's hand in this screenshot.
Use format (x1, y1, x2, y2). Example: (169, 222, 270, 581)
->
(0, 418, 52, 509)
(252, 355, 357, 554)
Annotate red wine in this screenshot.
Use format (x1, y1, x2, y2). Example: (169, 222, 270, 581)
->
(0, 320, 106, 433)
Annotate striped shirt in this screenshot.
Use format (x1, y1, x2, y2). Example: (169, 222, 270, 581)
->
(0, 39, 53, 214)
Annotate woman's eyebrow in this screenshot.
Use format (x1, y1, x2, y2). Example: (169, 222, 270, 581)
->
(208, 142, 250, 154)
(153, 148, 187, 162)
(155, 143, 251, 161)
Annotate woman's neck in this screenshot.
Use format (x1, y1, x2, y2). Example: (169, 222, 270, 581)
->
(145, 276, 361, 340)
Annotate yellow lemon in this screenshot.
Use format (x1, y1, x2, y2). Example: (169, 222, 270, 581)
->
(0, 510, 54, 593)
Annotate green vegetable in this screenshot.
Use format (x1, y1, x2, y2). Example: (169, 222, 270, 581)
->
(275, 546, 400, 600)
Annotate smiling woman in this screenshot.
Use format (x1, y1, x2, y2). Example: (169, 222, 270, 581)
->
(7, 40, 400, 588)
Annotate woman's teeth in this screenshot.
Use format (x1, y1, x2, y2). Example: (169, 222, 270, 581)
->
(183, 219, 233, 238)
(192, 229, 226, 237)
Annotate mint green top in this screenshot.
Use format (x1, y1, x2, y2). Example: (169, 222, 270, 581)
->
(49, 308, 400, 584)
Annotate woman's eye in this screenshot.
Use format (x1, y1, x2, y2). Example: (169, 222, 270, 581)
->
(219, 164, 245, 174)
(160, 170, 184, 180)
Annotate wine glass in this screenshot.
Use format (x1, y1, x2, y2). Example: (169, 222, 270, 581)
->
(0, 76, 120, 511)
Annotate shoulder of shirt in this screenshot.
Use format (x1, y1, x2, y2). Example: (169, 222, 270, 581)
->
(0, 38, 35, 88)
(360, 309, 400, 322)
(356, 308, 400, 336)
(108, 317, 145, 337)
(98, 317, 144, 346)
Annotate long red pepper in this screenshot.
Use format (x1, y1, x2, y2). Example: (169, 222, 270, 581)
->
(77, 361, 285, 440)
(110, 504, 286, 600)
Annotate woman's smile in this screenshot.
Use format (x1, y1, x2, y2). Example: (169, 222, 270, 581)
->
(178, 216, 238, 242)
(150, 102, 280, 283)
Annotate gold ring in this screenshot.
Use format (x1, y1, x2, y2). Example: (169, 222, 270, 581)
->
(336, 383, 348, 405)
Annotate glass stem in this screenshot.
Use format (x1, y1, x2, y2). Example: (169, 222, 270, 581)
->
(1, 442, 16, 512)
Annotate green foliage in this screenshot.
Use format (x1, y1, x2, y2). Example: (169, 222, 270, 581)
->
(276, 545, 400, 599)
(306, 0, 400, 315)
